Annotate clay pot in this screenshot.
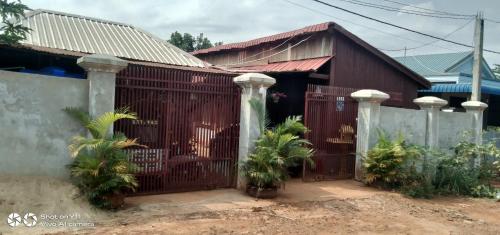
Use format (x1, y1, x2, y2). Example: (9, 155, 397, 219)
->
(103, 193, 126, 209)
(246, 185, 278, 199)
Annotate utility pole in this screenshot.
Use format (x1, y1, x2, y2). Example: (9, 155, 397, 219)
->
(471, 12, 484, 101)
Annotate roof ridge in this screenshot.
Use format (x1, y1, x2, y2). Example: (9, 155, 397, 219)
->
(192, 22, 333, 55)
(27, 9, 133, 28)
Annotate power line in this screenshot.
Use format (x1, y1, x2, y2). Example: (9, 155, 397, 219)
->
(333, 0, 472, 20)
(309, 0, 500, 55)
(380, 0, 500, 25)
(380, 18, 473, 52)
(282, 0, 457, 52)
(378, 0, 474, 17)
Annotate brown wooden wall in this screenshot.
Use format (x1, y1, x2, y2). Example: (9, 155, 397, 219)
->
(330, 32, 420, 108)
(196, 32, 333, 68)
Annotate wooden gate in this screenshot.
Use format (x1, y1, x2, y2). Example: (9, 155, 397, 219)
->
(303, 85, 402, 181)
(115, 65, 240, 194)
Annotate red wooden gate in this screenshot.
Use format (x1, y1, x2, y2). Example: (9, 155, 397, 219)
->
(115, 65, 240, 194)
(303, 85, 402, 181)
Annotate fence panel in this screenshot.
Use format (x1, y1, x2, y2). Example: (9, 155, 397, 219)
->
(115, 65, 240, 194)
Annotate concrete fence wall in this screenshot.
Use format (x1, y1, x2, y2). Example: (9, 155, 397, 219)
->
(378, 106, 427, 146)
(0, 71, 88, 177)
(0, 54, 127, 178)
(352, 89, 488, 180)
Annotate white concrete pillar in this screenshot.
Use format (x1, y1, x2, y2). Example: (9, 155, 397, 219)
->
(414, 96, 448, 149)
(462, 101, 488, 166)
(234, 73, 276, 189)
(351, 89, 389, 181)
(77, 54, 128, 125)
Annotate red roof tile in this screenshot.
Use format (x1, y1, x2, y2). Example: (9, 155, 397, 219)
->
(192, 22, 332, 55)
(228, 56, 332, 73)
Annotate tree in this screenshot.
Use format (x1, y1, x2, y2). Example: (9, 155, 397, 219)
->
(167, 31, 222, 52)
(493, 64, 500, 79)
(0, 0, 31, 44)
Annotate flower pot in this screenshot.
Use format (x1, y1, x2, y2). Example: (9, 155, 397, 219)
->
(103, 193, 126, 209)
(246, 185, 278, 199)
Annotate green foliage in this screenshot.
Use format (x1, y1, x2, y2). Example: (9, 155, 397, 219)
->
(240, 100, 314, 190)
(433, 139, 500, 197)
(364, 131, 500, 199)
(167, 31, 222, 52)
(64, 107, 144, 209)
(0, 0, 31, 44)
(363, 131, 424, 187)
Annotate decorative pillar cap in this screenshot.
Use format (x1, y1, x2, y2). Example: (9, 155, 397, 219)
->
(413, 96, 448, 109)
(233, 73, 276, 88)
(461, 101, 488, 111)
(351, 89, 390, 103)
(77, 54, 128, 73)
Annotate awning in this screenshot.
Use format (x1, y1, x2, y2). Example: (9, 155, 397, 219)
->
(229, 56, 332, 73)
(419, 83, 500, 96)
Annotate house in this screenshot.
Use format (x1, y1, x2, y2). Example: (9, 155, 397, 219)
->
(193, 22, 431, 125)
(0, 9, 241, 194)
(394, 52, 500, 127)
(193, 22, 432, 180)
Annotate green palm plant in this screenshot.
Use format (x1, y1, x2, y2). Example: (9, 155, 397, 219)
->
(240, 99, 314, 194)
(64, 107, 145, 209)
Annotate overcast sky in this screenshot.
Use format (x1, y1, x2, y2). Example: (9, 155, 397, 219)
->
(23, 0, 500, 66)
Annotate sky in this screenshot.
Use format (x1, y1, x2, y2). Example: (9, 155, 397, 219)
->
(22, 0, 500, 66)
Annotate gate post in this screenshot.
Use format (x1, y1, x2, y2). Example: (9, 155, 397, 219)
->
(414, 96, 448, 149)
(351, 89, 389, 181)
(234, 73, 276, 190)
(462, 101, 488, 167)
(77, 54, 128, 131)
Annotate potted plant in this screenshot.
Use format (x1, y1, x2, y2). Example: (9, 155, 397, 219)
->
(64, 107, 145, 209)
(240, 99, 314, 198)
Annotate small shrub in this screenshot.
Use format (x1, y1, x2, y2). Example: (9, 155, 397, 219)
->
(363, 131, 424, 188)
(240, 116, 314, 190)
(64, 107, 145, 209)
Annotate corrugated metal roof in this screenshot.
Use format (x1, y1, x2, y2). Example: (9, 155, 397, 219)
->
(229, 56, 332, 73)
(419, 82, 500, 95)
(393, 52, 472, 77)
(192, 22, 332, 55)
(18, 9, 206, 67)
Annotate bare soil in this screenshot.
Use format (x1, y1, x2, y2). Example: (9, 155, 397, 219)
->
(1, 178, 499, 235)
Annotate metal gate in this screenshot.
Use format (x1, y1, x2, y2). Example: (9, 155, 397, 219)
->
(115, 65, 240, 194)
(303, 85, 402, 181)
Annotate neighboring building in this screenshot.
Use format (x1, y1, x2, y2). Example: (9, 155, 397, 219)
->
(394, 52, 500, 127)
(193, 22, 430, 124)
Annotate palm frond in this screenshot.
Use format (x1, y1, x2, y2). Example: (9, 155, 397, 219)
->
(87, 110, 137, 139)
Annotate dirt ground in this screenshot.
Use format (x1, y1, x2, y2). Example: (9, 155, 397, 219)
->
(1, 178, 499, 235)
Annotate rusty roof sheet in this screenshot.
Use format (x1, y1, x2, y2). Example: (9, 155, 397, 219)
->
(228, 56, 332, 73)
(19, 9, 206, 67)
(192, 22, 332, 55)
